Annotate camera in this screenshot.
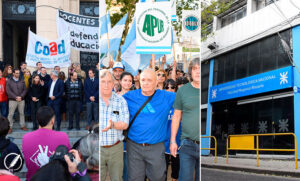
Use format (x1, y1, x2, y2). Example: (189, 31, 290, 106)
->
(49, 145, 74, 163)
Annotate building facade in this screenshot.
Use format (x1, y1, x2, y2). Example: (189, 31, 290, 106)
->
(0, 0, 99, 73)
(201, 0, 300, 156)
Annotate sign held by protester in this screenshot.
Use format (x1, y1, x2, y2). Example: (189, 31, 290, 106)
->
(57, 10, 99, 53)
(26, 30, 71, 68)
(181, 10, 200, 37)
(136, 1, 172, 54)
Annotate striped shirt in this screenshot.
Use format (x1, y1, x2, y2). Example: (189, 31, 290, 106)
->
(100, 92, 129, 146)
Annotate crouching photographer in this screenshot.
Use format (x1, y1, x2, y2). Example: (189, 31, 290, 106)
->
(31, 145, 91, 181)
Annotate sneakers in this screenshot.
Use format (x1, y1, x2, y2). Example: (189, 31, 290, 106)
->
(21, 127, 28, 131)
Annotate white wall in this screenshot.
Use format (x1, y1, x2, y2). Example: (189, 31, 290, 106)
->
(202, 0, 300, 61)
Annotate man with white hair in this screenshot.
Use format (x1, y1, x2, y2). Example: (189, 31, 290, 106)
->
(47, 70, 64, 130)
(100, 69, 129, 181)
(123, 68, 176, 181)
(170, 58, 200, 181)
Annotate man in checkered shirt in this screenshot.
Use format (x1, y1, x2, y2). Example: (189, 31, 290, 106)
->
(100, 69, 129, 181)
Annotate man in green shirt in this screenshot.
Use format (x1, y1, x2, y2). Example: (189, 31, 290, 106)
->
(170, 58, 200, 181)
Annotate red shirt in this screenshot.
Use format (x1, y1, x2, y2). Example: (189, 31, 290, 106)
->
(0, 175, 20, 181)
(0, 77, 7, 102)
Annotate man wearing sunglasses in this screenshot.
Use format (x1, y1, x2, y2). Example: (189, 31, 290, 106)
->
(170, 58, 200, 181)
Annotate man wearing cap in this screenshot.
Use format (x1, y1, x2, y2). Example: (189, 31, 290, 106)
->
(112, 62, 125, 81)
(47, 70, 64, 131)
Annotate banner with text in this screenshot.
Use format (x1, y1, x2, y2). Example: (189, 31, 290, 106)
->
(136, 1, 172, 54)
(209, 66, 293, 103)
(57, 10, 99, 52)
(26, 30, 71, 68)
(182, 10, 200, 38)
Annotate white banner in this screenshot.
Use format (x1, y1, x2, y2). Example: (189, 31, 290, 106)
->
(57, 10, 99, 53)
(136, 2, 172, 54)
(25, 30, 71, 68)
(171, 0, 177, 21)
(182, 10, 200, 37)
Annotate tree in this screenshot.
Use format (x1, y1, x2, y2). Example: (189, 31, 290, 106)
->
(105, 0, 138, 61)
(105, 0, 199, 60)
(172, 0, 199, 41)
(201, 0, 233, 41)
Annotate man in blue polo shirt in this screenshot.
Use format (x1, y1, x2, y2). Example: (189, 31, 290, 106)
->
(123, 68, 176, 181)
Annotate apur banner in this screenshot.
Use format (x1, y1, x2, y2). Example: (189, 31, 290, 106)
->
(57, 10, 99, 53)
(25, 30, 71, 68)
(136, 1, 172, 54)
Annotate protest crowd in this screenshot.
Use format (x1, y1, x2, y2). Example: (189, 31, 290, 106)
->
(0, 61, 99, 181)
(100, 56, 200, 181)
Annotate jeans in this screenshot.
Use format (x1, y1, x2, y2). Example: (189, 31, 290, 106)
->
(178, 139, 199, 181)
(30, 100, 42, 129)
(86, 101, 99, 127)
(123, 151, 128, 181)
(0, 101, 8, 117)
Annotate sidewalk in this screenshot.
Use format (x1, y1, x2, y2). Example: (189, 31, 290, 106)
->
(201, 155, 300, 177)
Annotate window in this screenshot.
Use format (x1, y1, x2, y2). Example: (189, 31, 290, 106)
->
(201, 109, 207, 135)
(202, 23, 213, 38)
(254, 0, 279, 12)
(201, 61, 210, 104)
(79, 2, 99, 74)
(213, 29, 292, 86)
(220, 6, 247, 28)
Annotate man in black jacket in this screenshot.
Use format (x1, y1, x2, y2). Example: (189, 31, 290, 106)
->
(65, 72, 83, 130)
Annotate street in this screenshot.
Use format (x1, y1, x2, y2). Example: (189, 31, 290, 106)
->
(201, 168, 300, 181)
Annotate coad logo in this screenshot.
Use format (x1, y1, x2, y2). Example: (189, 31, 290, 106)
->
(35, 40, 66, 56)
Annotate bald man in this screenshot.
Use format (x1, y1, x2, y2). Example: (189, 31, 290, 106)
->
(123, 69, 176, 181)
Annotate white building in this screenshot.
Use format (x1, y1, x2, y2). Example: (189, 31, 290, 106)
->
(201, 0, 300, 156)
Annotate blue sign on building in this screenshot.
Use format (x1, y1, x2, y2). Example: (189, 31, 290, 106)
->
(209, 66, 293, 102)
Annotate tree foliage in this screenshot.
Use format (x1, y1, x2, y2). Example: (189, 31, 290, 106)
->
(172, 0, 199, 40)
(201, 0, 233, 41)
(105, 0, 199, 60)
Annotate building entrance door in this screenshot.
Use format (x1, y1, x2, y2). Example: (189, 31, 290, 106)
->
(211, 95, 294, 156)
(2, 0, 36, 68)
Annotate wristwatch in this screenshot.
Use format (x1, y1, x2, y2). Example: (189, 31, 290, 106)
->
(71, 162, 87, 177)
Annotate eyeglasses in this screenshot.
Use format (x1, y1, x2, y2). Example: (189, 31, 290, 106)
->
(165, 86, 175, 89)
(157, 73, 165, 77)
